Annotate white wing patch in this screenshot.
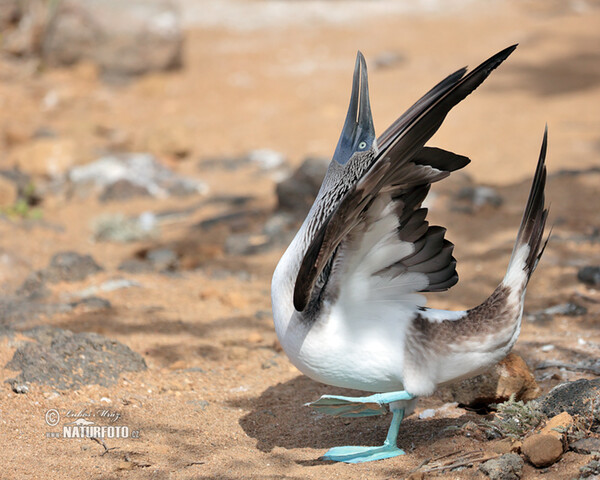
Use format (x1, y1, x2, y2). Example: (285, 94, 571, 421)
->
(335, 196, 429, 324)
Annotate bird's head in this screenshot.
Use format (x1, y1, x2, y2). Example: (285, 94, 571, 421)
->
(331, 51, 376, 167)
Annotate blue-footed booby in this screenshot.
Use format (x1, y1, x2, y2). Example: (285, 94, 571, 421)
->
(271, 45, 549, 463)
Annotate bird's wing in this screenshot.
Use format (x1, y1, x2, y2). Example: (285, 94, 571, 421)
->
(294, 45, 516, 312)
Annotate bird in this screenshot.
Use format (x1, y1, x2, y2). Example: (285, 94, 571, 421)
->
(271, 45, 549, 464)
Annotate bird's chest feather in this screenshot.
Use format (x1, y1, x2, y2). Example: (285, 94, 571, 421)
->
(282, 300, 412, 392)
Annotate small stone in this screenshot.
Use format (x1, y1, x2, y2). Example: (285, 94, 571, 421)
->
(43, 0, 183, 77)
(6, 326, 146, 390)
(479, 453, 524, 480)
(579, 459, 600, 478)
(540, 412, 573, 442)
(571, 437, 600, 455)
(439, 353, 540, 407)
(225, 233, 271, 255)
(276, 156, 328, 217)
(99, 179, 151, 202)
(146, 248, 178, 271)
(490, 438, 520, 455)
(11, 383, 29, 394)
(247, 149, 286, 171)
(538, 378, 600, 418)
(452, 185, 503, 213)
(528, 302, 588, 322)
(578, 266, 600, 287)
(118, 259, 153, 274)
(45, 252, 103, 282)
(522, 433, 563, 467)
(71, 296, 112, 311)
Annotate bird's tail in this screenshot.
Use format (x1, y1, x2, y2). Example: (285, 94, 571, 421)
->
(502, 127, 549, 292)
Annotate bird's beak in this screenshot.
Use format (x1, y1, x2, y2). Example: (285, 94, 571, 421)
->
(332, 51, 375, 165)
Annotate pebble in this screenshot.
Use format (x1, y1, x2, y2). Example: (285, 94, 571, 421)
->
(522, 433, 563, 467)
(146, 248, 178, 271)
(11, 383, 29, 394)
(571, 438, 600, 455)
(540, 412, 573, 442)
(579, 459, 600, 478)
(45, 251, 103, 282)
(538, 378, 600, 418)
(276, 156, 328, 217)
(528, 302, 588, 322)
(578, 266, 600, 287)
(479, 453, 524, 480)
(439, 352, 540, 407)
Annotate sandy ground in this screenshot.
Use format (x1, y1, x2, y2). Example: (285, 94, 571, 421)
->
(0, 1, 599, 478)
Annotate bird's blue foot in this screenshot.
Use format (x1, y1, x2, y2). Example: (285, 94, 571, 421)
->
(307, 390, 414, 417)
(323, 443, 405, 463)
(321, 406, 408, 463)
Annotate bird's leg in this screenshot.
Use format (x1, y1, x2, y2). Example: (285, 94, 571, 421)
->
(321, 402, 407, 463)
(307, 390, 414, 417)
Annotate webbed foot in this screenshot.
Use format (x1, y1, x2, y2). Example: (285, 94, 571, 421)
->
(307, 391, 414, 418)
(323, 443, 405, 463)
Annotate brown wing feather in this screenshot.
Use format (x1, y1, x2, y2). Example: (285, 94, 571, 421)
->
(293, 45, 517, 312)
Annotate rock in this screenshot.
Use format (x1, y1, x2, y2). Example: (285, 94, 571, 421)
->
(5, 326, 146, 390)
(8, 138, 77, 179)
(0, 174, 18, 207)
(247, 149, 286, 171)
(145, 248, 178, 271)
(69, 153, 207, 199)
(276, 156, 328, 217)
(571, 438, 600, 455)
(75, 279, 141, 297)
(225, 233, 271, 255)
(579, 459, 600, 479)
(70, 296, 112, 311)
(10, 383, 29, 394)
(540, 412, 573, 443)
(452, 184, 503, 213)
(522, 433, 563, 467)
(93, 212, 158, 243)
(118, 258, 154, 274)
(479, 453, 524, 480)
(44, 251, 103, 282)
(578, 266, 600, 287)
(538, 378, 600, 418)
(43, 0, 183, 78)
(490, 438, 522, 455)
(527, 302, 588, 322)
(99, 179, 152, 202)
(439, 353, 540, 407)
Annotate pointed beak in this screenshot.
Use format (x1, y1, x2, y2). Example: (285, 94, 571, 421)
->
(332, 51, 375, 165)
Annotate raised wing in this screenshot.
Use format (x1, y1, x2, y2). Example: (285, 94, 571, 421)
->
(293, 45, 516, 312)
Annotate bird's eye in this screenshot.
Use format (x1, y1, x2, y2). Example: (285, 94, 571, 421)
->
(358, 141, 367, 149)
